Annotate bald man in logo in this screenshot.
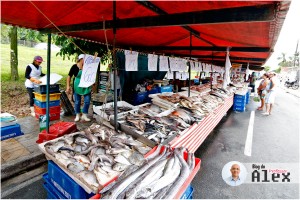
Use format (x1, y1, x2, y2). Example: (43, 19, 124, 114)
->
(226, 164, 243, 186)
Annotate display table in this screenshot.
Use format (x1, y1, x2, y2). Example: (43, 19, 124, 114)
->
(169, 95, 234, 152)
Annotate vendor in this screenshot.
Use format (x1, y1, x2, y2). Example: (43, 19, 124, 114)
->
(66, 54, 91, 122)
(25, 56, 45, 117)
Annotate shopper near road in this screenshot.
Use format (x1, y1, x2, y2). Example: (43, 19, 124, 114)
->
(263, 72, 278, 116)
(25, 56, 45, 117)
(256, 73, 269, 111)
(226, 164, 242, 186)
(66, 54, 91, 122)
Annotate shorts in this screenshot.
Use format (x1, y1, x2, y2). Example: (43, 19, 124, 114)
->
(265, 90, 276, 104)
(259, 90, 267, 99)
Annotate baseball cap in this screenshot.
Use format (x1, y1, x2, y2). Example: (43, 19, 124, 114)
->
(77, 54, 85, 61)
(34, 55, 43, 62)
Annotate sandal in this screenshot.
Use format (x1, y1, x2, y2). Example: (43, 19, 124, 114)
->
(257, 107, 263, 111)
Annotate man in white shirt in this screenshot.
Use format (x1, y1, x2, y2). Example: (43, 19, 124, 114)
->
(226, 164, 243, 186)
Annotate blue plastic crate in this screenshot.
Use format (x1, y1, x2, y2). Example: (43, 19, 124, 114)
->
(43, 174, 66, 199)
(146, 88, 159, 103)
(34, 84, 60, 94)
(1, 123, 24, 141)
(233, 106, 246, 112)
(234, 98, 246, 103)
(158, 85, 173, 93)
(233, 102, 246, 107)
(133, 91, 147, 105)
(34, 99, 60, 109)
(47, 161, 94, 199)
(234, 94, 246, 100)
(181, 185, 194, 199)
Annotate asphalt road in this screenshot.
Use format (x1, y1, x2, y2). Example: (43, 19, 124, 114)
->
(192, 87, 299, 199)
(3, 87, 299, 199)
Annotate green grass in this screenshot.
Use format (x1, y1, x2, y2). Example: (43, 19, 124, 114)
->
(1, 43, 74, 86)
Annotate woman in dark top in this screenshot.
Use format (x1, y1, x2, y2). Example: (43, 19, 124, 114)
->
(66, 54, 91, 122)
(25, 55, 45, 117)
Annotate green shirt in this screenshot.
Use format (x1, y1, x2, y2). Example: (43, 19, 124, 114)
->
(74, 70, 91, 95)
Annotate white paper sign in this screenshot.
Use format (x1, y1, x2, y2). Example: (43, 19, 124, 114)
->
(178, 59, 187, 71)
(125, 50, 139, 71)
(166, 71, 174, 79)
(148, 54, 158, 71)
(169, 57, 177, 72)
(78, 55, 100, 88)
(39, 73, 62, 85)
(159, 55, 169, 71)
(190, 61, 196, 71)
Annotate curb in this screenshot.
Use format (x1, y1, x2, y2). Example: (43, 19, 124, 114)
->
(1, 152, 47, 180)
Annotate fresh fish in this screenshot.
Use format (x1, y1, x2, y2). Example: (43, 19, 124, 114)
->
(125, 158, 168, 199)
(163, 148, 191, 199)
(44, 140, 65, 156)
(84, 128, 99, 144)
(133, 145, 151, 155)
(67, 161, 85, 173)
(106, 147, 130, 155)
(128, 151, 145, 166)
(54, 153, 73, 167)
(100, 165, 117, 174)
(74, 155, 91, 168)
(78, 170, 99, 190)
(89, 154, 115, 171)
(120, 150, 133, 159)
(102, 147, 167, 199)
(112, 163, 129, 172)
(154, 184, 172, 199)
(114, 154, 131, 165)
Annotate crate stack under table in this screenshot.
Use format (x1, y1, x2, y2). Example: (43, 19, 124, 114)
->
(233, 86, 250, 112)
(33, 84, 61, 121)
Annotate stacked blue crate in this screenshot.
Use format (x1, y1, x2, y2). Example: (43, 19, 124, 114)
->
(181, 185, 194, 199)
(43, 161, 94, 199)
(233, 94, 246, 112)
(245, 91, 250, 104)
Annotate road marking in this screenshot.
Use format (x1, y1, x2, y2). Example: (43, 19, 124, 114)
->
(244, 111, 255, 156)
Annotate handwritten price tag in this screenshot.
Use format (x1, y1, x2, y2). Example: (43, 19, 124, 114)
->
(78, 55, 100, 88)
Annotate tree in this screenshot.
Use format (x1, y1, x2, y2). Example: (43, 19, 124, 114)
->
(9, 26, 19, 81)
(53, 35, 110, 63)
(275, 66, 281, 73)
(277, 52, 293, 67)
(264, 66, 271, 72)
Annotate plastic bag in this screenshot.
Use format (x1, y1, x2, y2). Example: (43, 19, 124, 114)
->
(253, 93, 260, 102)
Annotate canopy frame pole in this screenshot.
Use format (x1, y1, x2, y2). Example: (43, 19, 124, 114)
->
(210, 52, 214, 90)
(113, 0, 118, 131)
(46, 33, 51, 133)
(188, 32, 192, 97)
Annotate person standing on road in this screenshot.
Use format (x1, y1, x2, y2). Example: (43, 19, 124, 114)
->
(256, 73, 269, 111)
(25, 56, 45, 117)
(226, 164, 242, 186)
(66, 54, 91, 122)
(262, 72, 277, 115)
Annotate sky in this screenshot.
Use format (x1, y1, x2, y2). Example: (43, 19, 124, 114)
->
(264, 0, 300, 70)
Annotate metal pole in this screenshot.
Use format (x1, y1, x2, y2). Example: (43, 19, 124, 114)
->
(210, 52, 213, 90)
(188, 33, 192, 97)
(46, 33, 51, 133)
(113, 0, 118, 131)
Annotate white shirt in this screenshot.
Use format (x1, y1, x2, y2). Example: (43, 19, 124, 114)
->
(226, 176, 243, 186)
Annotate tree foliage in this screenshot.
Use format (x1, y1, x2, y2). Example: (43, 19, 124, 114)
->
(53, 35, 111, 64)
(264, 66, 271, 72)
(275, 66, 281, 73)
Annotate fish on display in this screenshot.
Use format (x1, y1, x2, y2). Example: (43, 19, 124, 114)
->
(42, 123, 151, 193)
(101, 145, 196, 199)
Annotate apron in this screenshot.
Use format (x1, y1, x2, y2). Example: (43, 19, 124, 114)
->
(25, 64, 42, 88)
(74, 70, 91, 95)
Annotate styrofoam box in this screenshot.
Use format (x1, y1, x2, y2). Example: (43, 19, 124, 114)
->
(0, 113, 17, 128)
(93, 101, 137, 121)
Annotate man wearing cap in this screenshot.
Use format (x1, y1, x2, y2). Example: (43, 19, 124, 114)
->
(66, 54, 91, 122)
(25, 56, 45, 117)
(262, 72, 277, 115)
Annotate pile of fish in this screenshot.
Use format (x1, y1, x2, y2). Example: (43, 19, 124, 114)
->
(138, 104, 167, 117)
(118, 110, 183, 144)
(43, 123, 151, 192)
(103, 106, 133, 116)
(189, 83, 211, 93)
(101, 145, 195, 199)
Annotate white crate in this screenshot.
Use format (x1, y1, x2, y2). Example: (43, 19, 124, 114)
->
(0, 113, 17, 128)
(93, 101, 137, 121)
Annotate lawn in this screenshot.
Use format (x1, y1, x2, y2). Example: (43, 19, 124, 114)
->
(1, 43, 75, 85)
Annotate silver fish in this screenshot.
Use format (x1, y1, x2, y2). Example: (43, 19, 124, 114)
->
(133, 146, 151, 155)
(78, 170, 99, 190)
(112, 163, 129, 172)
(128, 151, 145, 166)
(67, 161, 85, 173)
(114, 154, 131, 165)
(102, 147, 167, 199)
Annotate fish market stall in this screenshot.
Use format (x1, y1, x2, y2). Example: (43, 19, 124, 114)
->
(38, 123, 152, 196)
